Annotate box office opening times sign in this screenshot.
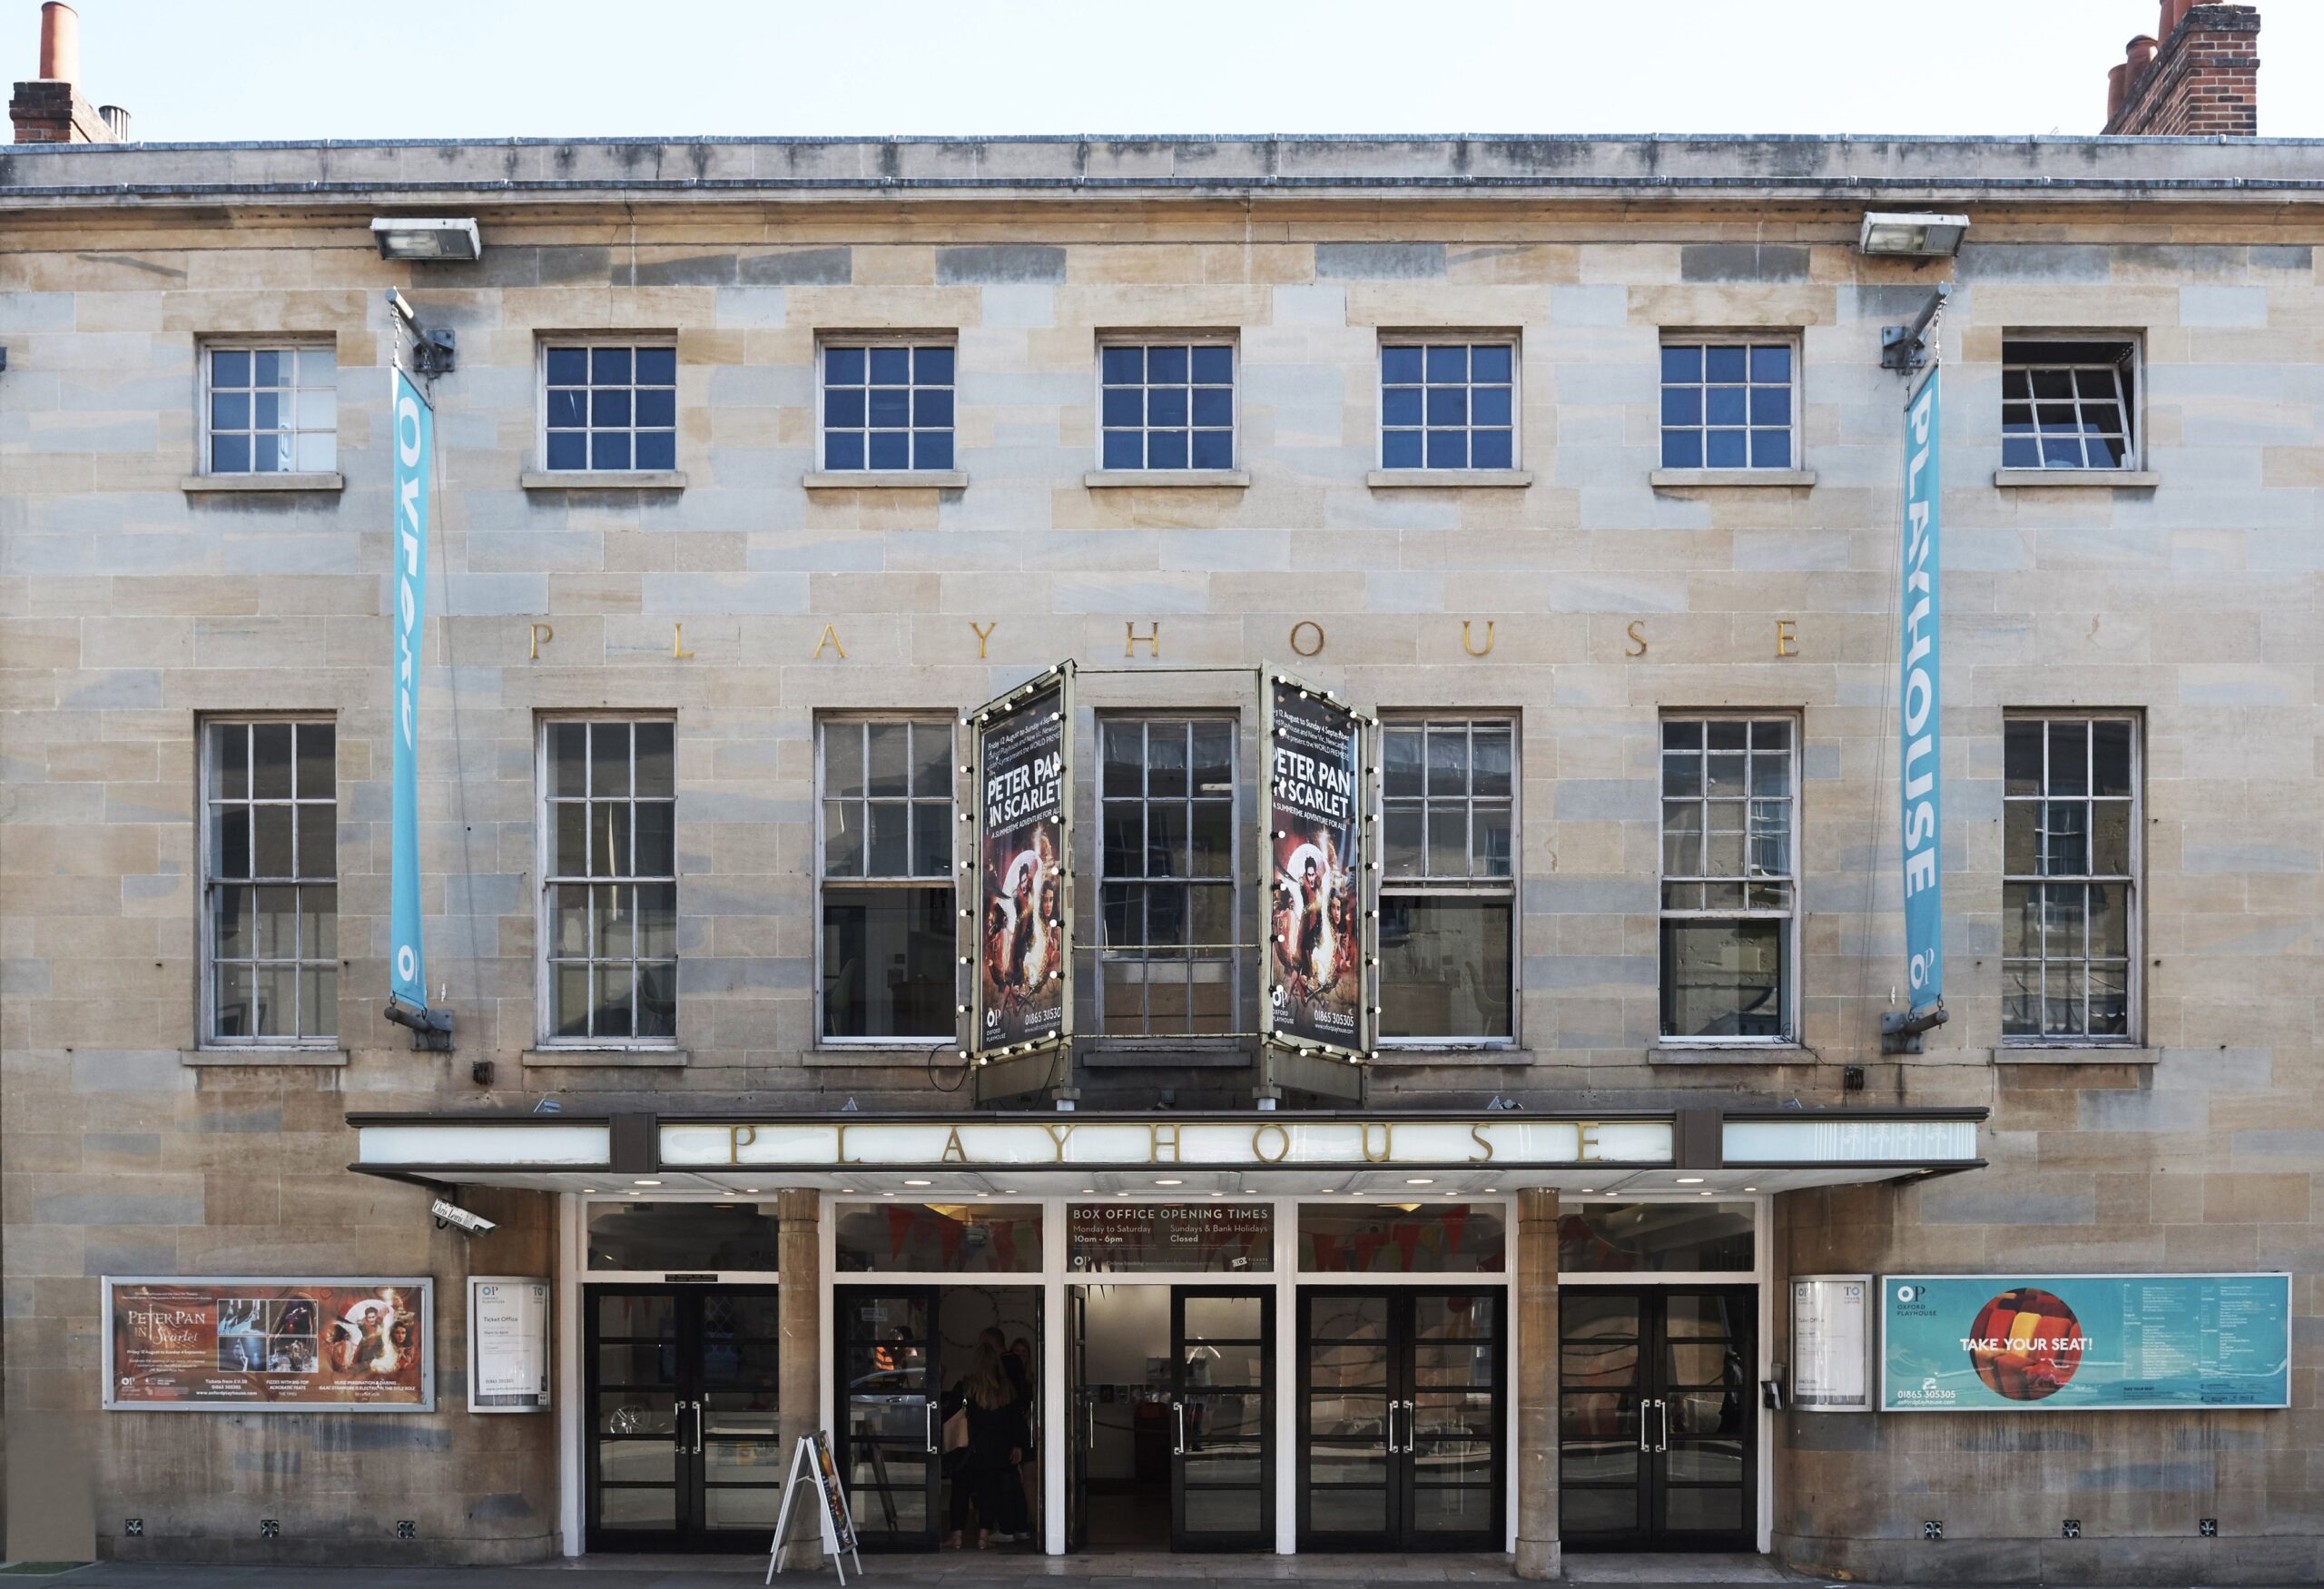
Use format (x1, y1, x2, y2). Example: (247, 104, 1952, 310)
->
(1881, 1273, 2290, 1412)
(104, 1278, 434, 1412)
(664, 1118, 1676, 1169)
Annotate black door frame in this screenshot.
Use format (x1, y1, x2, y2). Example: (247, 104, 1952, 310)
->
(584, 1284, 783, 1554)
(1169, 1286, 1275, 1553)
(1295, 1287, 1507, 1553)
(833, 1285, 942, 1553)
(1558, 1284, 1758, 1553)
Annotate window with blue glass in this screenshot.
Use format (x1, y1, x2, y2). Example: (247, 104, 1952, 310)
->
(1380, 340, 1516, 470)
(543, 344, 677, 472)
(822, 343, 956, 471)
(1099, 342, 1234, 470)
(1659, 341, 1795, 470)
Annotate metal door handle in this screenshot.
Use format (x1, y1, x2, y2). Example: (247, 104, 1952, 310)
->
(1651, 1397, 1669, 1454)
(692, 1399, 706, 1456)
(925, 1400, 939, 1455)
(1402, 1398, 1417, 1454)
(1384, 1400, 1397, 1454)
(1172, 1399, 1186, 1456)
(1637, 1397, 1656, 1453)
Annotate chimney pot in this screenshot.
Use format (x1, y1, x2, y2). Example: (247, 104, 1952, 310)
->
(2107, 63, 2130, 121)
(2125, 33, 2159, 78)
(2160, 0, 2196, 39)
(36, 1, 77, 84)
(97, 102, 126, 139)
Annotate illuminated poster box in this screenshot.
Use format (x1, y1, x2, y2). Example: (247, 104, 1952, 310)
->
(104, 1277, 434, 1412)
(1881, 1273, 2289, 1412)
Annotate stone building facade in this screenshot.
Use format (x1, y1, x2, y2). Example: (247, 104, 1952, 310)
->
(0, 79, 2317, 1589)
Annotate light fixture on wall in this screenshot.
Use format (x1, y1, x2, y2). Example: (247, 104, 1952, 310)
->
(370, 216, 482, 262)
(1856, 212, 1968, 258)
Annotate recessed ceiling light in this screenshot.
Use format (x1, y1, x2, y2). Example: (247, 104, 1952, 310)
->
(881, 1191, 896, 1197)
(1744, 1187, 1758, 1193)
(1080, 1189, 1096, 1195)
(1405, 1178, 1434, 1186)
(1677, 1177, 1705, 1185)
(1483, 1188, 1498, 1194)
(743, 1188, 759, 1194)
(975, 1191, 990, 1198)
(904, 1179, 932, 1188)
(1579, 1188, 1593, 1194)
(1155, 1179, 1183, 1187)
(1699, 1190, 1713, 1197)
(582, 1189, 597, 1194)
(632, 1179, 662, 1187)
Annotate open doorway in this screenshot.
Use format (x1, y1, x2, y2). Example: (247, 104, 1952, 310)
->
(1070, 1283, 1274, 1553)
(836, 1285, 1042, 1553)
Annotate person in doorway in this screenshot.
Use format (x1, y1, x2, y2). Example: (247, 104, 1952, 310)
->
(940, 1337, 1030, 1550)
(1009, 1335, 1039, 1530)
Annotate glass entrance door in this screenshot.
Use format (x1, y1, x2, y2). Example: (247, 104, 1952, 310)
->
(1297, 1289, 1504, 1550)
(1171, 1288, 1272, 1551)
(836, 1288, 940, 1550)
(1559, 1287, 1756, 1550)
(586, 1286, 784, 1553)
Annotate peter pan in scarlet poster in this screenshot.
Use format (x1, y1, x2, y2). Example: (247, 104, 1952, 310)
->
(104, 1278, 433, 1410)
(974, 672, 1070, 1053)
(1265, 678, 1366, 1052)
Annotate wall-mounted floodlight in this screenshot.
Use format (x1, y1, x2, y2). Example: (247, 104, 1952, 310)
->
(1857, 212, 1969, 259)
(370, 216, 482, 262)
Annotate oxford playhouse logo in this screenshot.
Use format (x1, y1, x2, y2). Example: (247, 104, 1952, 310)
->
(1892, 1283, 2094, 1405)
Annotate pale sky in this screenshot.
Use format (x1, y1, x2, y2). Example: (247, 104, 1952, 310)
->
(44, 0, 2324, 143)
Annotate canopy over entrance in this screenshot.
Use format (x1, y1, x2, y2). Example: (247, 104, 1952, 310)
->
(349, 1106, 1985, 1198)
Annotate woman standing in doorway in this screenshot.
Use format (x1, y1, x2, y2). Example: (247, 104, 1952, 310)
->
(941, 1338, 1030, 1550)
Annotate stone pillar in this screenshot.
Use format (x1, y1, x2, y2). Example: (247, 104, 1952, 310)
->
(777, 1189, 824, 1567)
(1514, 1187, 1561, 1579)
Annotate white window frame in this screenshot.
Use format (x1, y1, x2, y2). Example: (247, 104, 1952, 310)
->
(2001, 332, 2143, 473)
(198, 715, 340, 1049)
(535, 334, 679, 474)
(1093, 332, 1239, 472)
(199, 339, 339, 477)
(815, 334, 959, 475)
(535, 713, 680, 1050)
(813, 713, 958, 1048)
(2001, 711, 2142, 1046)
(1095, 712, 1244, 1039)
(1376, 714, 1519, 1049)
(1656, 331, 1802, 472)
(1375, 331, 1521, 471)
(1656, 712, 1800, 1047)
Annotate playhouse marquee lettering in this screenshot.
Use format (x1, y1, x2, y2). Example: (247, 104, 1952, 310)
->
(657, 1118, 1676, 1170)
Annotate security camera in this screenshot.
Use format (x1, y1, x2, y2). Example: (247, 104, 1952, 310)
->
(430, 1198, 497, 1236)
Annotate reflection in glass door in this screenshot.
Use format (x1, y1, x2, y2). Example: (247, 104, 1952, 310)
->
(1559, 1287, 1756, 1550)
(835, 1288, 940, 1550)
(1297, 1289, 1503, 1550)
(1171, 1288, 1272, 1551)
(586, 1287, 783, 1553)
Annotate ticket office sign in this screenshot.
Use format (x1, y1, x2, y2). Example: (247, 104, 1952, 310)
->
(1262, 675, 1371, 1056)
(105, 1278, 434, 1411)
(1882, 1273, 2290, 1412)
(971, 670, 1071, 1055)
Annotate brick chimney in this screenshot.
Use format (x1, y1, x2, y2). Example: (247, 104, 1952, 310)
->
(2104, 3, 2260, 136)
(10, 2, 123, 143)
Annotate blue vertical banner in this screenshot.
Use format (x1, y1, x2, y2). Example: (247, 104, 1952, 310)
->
(1897, 366, 1943, 1013)
(389, 366, 434, 1014)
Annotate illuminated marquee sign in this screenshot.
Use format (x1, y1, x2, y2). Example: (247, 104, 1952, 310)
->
(660, 1118, 1674, 1170)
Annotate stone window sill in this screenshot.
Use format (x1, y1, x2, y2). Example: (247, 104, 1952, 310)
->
(1365, 469, 1532, 489)
(1991, 1045, 2157, 1065)
(1649, 469, 1817, 489)
(1649, 1044, 1813, 1065)
(1083, 469, 1251, 489)
(805, 1043, 956, 1067)
(182, 1046, 350, 1067)
(522, 1046, 689, 1068)
(804, 470, 968, 490)
(1370, 1042, 1524, 1066)
(519, 470, 688, 491)
(1994, 469, 2160, 489)
(181, 472, 344, 494)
